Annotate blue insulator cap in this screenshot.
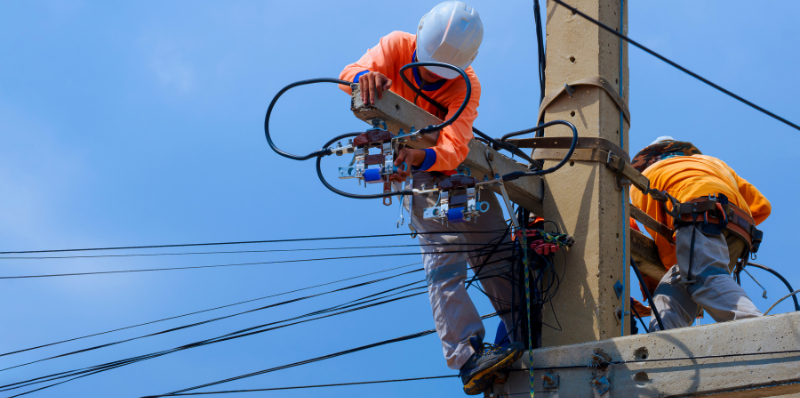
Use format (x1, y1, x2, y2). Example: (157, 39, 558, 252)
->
(363, 168, 382, 183)
(447, 208, 467, 223)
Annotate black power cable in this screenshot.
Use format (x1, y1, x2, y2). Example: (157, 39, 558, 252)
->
(0, 242, 503, 261)
(630, 301, 649, 333)
(396, 64, 542, 166)
(630, 258, 665, 331)
(263, 78, 351, 160)
(497, 120, 578, 181)
(1, 254, 510, 396)
(552, 0, 800, 132)
(533, 0, 546, 104)
(0, 247, 510, 280)
(141, 375, 458, 397)
(0, 289, 430, 396)
(312, 61, 475, 201)
(0, 262, 422, 359)
(150, 313, 501, 397)
(747, 262, 800, 311)
(0, 230, 508, 255)
(0, 270, 426, 373)
(315, 132, 412, 200)
(264, 62, 470, 163)
(397, 62, 472, 135)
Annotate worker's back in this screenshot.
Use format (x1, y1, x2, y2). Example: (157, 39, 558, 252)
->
(631, 154, 771, 268)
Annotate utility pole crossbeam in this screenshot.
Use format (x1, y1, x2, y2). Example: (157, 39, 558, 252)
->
(539, 0, 630, 345)
(490, 312, 800, 397)
(631, 230, 666, 280)
(349, 86, 545, 215)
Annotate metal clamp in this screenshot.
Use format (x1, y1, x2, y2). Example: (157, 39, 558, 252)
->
(606, 150, 625, 173)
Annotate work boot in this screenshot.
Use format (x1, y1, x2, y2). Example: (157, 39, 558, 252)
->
(459, 335, 524, 395)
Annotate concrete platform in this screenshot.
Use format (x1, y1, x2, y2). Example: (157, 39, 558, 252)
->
(489, 312, 800, 397)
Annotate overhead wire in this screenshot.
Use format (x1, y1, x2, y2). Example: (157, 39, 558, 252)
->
(140, 375, 459, 396)
(0, 230, 508, 255)
(552, 0, 800, 131)
(0, 262, 423, 359)
(1, 253, 511, 396)
(139, 345, 800, 397)
(533, 0, 546, 105)
(0, 242, 506, 261)
(0, 246, 512, 280)
(148, 313, 501, 397)
(0, 287, 431, 396)
(149, 291, 800, 398)
(0, 269, 426, 372)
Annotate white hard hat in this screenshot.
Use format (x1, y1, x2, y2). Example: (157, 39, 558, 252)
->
(650, 136, 675, 146)
(416, 1, 484, 80)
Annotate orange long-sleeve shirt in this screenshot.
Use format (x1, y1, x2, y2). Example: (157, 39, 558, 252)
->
(340, 31, 480, 172)
(631, 154, 771, 269)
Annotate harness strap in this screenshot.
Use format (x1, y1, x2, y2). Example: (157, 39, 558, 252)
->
(667, 195, 762, 254)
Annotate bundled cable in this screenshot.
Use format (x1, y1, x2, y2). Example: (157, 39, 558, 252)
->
(0, 230, 510, 256)
(144, 312, 501, 397)
(0, 246, 511, 280)
(0, 262, 422, 359)
(0, 269, 426, 373)
(1, 253, 510, 396)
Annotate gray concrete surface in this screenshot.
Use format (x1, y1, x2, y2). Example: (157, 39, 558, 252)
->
(490, 312, 800, 397)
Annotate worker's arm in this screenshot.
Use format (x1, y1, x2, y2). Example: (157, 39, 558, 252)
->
(735, 173, 772, 225)
(423, 78, 480, 172)
(339, 32, 405, 99)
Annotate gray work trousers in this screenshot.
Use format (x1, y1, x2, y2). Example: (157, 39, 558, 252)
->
(401, 171, 516, 370)
(649, 224, 762, 331)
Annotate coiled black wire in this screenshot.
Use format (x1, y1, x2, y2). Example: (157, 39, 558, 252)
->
(264, 62, 472, 163)
(397, 64, 542, 165)
(398, 62, 471, 135)
(316, 133, 414, 200)
(264, 78, 351, 160)
(497, 120, 578, 181)
(747, 262, 800, 311)
(267, 62, 579, 202)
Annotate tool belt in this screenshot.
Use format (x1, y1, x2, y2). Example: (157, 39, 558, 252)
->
(665, 193, 763, 254)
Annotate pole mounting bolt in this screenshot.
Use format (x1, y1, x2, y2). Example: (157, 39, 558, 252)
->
(542, 372, 559, 388)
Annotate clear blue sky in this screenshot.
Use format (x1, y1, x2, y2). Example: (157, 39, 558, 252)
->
(0, 1, 798, 397)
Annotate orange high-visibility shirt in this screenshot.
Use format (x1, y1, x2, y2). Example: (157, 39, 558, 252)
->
(340, 31, 480, 172)
(630, 154, 771, 269)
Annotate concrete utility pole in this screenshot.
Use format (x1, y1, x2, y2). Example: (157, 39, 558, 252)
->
(539, 0, 630, 346)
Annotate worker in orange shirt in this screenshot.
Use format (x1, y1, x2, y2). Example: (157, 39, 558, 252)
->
(631, 136, 771, 331)
(339, 2, 522, 395)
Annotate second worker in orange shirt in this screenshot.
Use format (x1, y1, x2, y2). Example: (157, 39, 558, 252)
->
(631, 136, 770, 331)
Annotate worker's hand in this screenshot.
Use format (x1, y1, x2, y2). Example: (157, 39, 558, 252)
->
(359, 71, 392, 106)
(389, 148, 427, 182)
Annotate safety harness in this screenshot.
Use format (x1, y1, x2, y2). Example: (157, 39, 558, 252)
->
(665, 193, 763, 254)
(663, 192, 764, 284)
